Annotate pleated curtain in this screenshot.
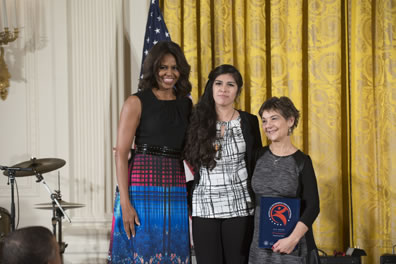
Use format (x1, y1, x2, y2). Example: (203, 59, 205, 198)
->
(160, 1, 396, 263)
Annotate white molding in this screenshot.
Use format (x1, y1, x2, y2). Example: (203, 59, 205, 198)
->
(130, 0, 150, 93)
(0, 1, 151, 263)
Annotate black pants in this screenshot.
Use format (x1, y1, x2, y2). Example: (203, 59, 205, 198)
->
(192, 216, 254, 264)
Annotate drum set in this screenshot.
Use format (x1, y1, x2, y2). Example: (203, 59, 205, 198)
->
(0, 157, 84, 255)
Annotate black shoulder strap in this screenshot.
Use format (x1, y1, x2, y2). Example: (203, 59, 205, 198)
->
(255, 145, 270, 162)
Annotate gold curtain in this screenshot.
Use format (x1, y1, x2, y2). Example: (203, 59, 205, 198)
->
(349, 0, 396, 262)
(160, 0, 396, 263)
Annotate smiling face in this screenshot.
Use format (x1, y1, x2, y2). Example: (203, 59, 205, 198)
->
(212, 73, 239, 108)
(156, 53, 180, 91)
(261, 109, 295, 142)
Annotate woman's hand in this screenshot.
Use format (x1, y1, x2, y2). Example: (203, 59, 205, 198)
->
(272, 236, 299, 254)
(120, 201, 140, 239)
(272, 221, 308, 254)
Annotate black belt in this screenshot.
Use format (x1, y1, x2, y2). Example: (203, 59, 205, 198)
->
(135, 144, 182, 158)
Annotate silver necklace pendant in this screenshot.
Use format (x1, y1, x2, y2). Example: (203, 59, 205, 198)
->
(273, 157, 281, 164)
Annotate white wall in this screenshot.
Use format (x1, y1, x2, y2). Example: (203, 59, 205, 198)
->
(130, 0, 150, 94)
(0, 0, 149, 263)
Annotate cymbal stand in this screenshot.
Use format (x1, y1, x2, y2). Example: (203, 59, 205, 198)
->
(52, 174, 62, 236)
(0, 165, 33, 231)
(55, 205, 68, 254)
(34, 172, 70, 257)
(51, 189, 62, 237)
(34, 172, 71, 223)
(51, 191, 68, 255)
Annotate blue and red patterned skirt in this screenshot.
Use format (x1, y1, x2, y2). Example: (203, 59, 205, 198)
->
(108, 153, 190, 264)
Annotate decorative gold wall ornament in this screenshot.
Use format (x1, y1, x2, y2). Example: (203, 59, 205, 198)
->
(0, 28, 19, 100)
(0, 28, 19, 46)
(0, 47, 11, 100)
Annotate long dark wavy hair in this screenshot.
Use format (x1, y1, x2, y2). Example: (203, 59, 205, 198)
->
(138, 41, 192, 98)
(184, 64, 243, 170)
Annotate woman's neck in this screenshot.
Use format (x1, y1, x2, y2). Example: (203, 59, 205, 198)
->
(152, 88, 175, 100)
(216, 106, 236, 122)
(270, 140, 297, 156)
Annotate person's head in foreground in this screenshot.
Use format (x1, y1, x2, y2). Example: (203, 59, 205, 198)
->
(0, 226, 61, 264)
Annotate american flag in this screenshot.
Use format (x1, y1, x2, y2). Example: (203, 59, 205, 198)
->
(140, 0, 171, 79)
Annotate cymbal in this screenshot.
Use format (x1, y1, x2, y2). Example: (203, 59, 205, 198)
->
(3, 158, 66, 177)
(35, 200, 85, 210)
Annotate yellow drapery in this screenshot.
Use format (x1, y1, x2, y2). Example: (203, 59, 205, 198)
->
(160, 0, 396, 263)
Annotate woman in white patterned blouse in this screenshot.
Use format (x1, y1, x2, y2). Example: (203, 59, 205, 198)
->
(184, 64, 262, 264)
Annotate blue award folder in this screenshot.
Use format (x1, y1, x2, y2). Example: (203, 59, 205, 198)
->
(258, 197, 300, 248)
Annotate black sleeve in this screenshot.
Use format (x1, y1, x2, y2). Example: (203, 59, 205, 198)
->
(185, 96, 193, 117)
(186, 180, 194, 213)
(251, 114, 263, 150)
(247, 114, 263, 175)
(299, 155, 320, 227)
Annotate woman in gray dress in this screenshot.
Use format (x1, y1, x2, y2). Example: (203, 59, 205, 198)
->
(249, 96, 321, 264)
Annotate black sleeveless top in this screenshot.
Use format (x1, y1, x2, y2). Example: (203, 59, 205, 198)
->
(134, 89, 192, 150)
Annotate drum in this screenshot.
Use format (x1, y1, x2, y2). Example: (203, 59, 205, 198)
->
(0, 207, 11, 239)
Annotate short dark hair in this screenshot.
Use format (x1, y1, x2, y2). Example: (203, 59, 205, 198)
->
(0, 226, 58, 264)
(258, 96, 300, 132)
(138, 41, 192, 98)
